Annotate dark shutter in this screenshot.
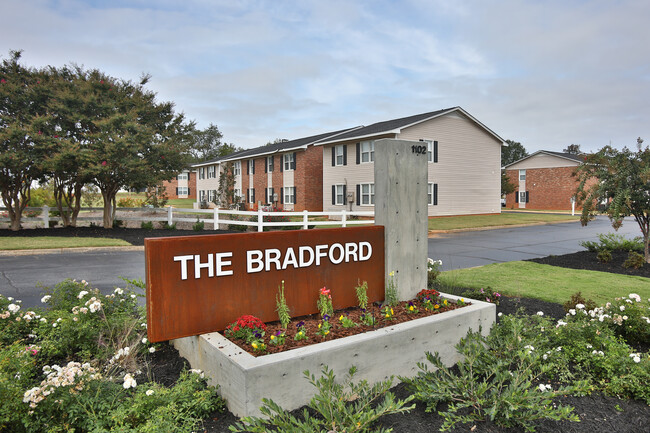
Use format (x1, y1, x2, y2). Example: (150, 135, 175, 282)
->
(280, 188, 284, 204)
(246, 161, 249, 175)
(332, 185, 336, 205)
(514, 191, 519, 203)
(292, 152, 296, 170)
(265, 188, 268, 203)
(270, 156, 273, 172)
(525, 191, 529, 203)
(433, 184, 438, 205)
(252, 189, 256, 203)
(343, 185, 347, 202)
(247, 189, 250, 203)
(280, 155, 284, 172)
(252, 160, 255, 174)
(356, 184, 360, 206)
(293, 187, 297, 204)
(343, 145, 347, 166)
(188, 188, 190, 195)
(434, 141, 438, 163)
(331, 147, 335, 166)
(175, 187, 178, 195)
(356, 142, 360, 164)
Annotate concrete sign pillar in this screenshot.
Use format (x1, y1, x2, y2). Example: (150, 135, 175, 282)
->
(374, 139, 428, 301)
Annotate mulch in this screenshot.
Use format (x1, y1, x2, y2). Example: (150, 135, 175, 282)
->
(3, 227, 649, 432)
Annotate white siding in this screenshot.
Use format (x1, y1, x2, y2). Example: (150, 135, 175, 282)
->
(508, 153, 581, 170)
(322, 112, 502, 216)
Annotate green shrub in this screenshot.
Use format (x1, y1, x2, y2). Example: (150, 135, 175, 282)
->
(623, 251, 645, 269)
(160, 222, 177, 230)
(596, 249, 612, 263)
(403, 322, 581, 431)
(140, 221, 154, 230)
(462, 287, 501, 304)
(112, 218, 124, 228)
(117, 196, 145, 208)
(563, 292, 597, 314)
(193, 218, 205, 232)
(580, 233, 643, 253)
(230, 366, 414, 433)
(28, 188, 56, 208)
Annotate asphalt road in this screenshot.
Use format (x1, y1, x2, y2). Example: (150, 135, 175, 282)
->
(0, 216, 643, 308)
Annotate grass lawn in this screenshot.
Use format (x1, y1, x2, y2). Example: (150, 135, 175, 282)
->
(0, 237, 132, 250)
(429, 213, 579, 231)
(439, 261, 650, 304)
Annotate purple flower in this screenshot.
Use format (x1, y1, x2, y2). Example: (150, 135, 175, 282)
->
(275, 330, 282, 336)
(297, 321, 305, 328)
(254, 332, 262, 339)
(323, 314, 330, 322)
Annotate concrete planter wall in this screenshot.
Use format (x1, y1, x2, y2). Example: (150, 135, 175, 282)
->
(173, 294, 495, 418)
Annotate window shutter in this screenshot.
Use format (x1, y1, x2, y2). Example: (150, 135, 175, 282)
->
(514, 191, 519, 203)
(252, 189, 256, 202)
(270, 156, 273, 172)
(246, 189, 250, 203)
(433, 184, 438, 206)
(525, 191, 529, 203)
(280, 188, 284, 204)
(343, 145, 347, 166)
(332, 185, 336, 205)
(280, 155, 284, 172)
(265, 159, 268, 173)
(434, 141, 438, 163)
(252, 160, 255, 175)
(175, 187, 178, 195)
(188, 187, 191, 195)
(246, 161, 249, 175)
(343, 185, 347, 202)
(356, 184, 360, 206)
(265, 188, 268, 202)
(356, 143, 360, 164)
(292, 152, 297, 170)
(331, 147, 335, 166)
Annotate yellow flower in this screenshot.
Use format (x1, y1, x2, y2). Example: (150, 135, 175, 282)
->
(443, 299, 448, 306)
(270, 335, 275, 341)
(339, 315, 344, 321)
(434, 304, 440, 309)
(390, 308, 394, 315)
(385, 313, 390, 318)
(409, 306, 414, 311)
(389, 271, 395, 277)
(318, 323, 322, 329)
(324, 330, 329, 335)
(251, 342, 258, 349)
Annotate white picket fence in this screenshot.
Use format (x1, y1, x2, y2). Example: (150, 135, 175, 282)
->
(0, 206, 374, 231)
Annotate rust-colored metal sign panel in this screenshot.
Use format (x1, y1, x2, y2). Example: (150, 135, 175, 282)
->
(145, 226, 385, 342)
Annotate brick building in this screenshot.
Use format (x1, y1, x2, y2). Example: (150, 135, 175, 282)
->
(504, 151, 585, 210)
(161, 169, 197, 200)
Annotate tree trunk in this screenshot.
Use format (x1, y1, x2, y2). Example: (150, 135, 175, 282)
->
(2, 187, 29, 231)
(101, 189, 114, 228)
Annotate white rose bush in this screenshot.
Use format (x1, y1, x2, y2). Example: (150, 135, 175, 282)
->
(0, 279, 224, 432)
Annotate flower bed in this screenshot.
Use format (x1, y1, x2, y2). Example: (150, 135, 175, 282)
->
(224, 294, 469, 356)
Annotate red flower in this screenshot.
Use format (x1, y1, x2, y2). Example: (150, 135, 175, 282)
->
(0, 79, 5, 84)
(101, 161, 107, 166)
(37, 131, 42, 135)
(54, 135, 59, 138)
(100, 80, 104, 84)
(320, 287, 331, 298)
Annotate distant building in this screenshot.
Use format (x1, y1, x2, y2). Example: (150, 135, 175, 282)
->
(161, 169, 197, 200)
(504, 151, 586, 210)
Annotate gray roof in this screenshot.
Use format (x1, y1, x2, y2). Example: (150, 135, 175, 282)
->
(193, 106, 504, 167)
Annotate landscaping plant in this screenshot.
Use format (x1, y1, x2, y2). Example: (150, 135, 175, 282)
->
(276, 280, 291, 329)
(229, 366, 415, 433)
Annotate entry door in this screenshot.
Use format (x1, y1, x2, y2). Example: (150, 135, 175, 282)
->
(519, 191, 527, 209)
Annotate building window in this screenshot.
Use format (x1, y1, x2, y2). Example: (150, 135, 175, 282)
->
(519, 169, 526, 181)
(234, 188, 241, 201)
(177, 173, 188, 181)
(266, 156, 274, 172)
(284, 186, 296, 204)
(207, 190, 215, 202)
(198, 167, 205, 180)
(208, 166, 216, 179)
(360, 141, 374, 163)
(335, 145, 345, 166)
(177, 186, 189, 195)
(248, 160, 255, 175)
(519, 191, 527, 203)
(233, 161, 241, 176)
(333, 184, 345, 205)
(199, 190, 206, 201)
(360, 183, 374, 206)
(266, 187, 275, 203)
(248, 188, 255, 204)
(284, 153, 295, 171)
(424, 140, 438, 163)
(428, 183, 438, 206)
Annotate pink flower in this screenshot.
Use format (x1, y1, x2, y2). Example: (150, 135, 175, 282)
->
(0, 79, 5, 84)
(320, 287, 331, 298)
(101, 161, 107, 166)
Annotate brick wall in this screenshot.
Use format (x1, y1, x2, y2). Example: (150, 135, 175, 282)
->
(296, 146, 323, 211)
(253, 156, 266, 209)
(271, 155, 283, 209)
(505, 166, 581, 210)
(242, 161, 251, 209)
(161, 172, 197, 200)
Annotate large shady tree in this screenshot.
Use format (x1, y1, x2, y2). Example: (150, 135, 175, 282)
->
(575, 138, 650, 262)
(0, 51, 52, 230)
(81, 71, 192, 228)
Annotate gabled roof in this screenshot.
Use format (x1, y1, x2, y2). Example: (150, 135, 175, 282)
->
(192, 106, 504, 167)
(504, 150, 585, 169)
(314, 106, 505, 146)
(192, 127, 360, 167)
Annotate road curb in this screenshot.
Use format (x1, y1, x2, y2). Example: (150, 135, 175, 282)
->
(427, 219, 580, 237)
(0, 246, 145, 256)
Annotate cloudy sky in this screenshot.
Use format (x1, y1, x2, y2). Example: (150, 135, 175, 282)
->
(2, 0, 649, 153)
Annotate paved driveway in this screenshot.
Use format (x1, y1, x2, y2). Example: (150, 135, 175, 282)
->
(429, 216, 641, 271)
(0, 216, 643, 308)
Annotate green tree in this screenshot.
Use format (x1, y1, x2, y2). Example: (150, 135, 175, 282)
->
(575, 138, 650, 262)
(501, 170, 516, 196)
(0, 50, 51, 230)
(563, 144, 582, 154)
(215, 162, 240, 208)
(78, 70, 192, 227)
(502, 139, 528, 166)
(188, 123, 237, 162)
